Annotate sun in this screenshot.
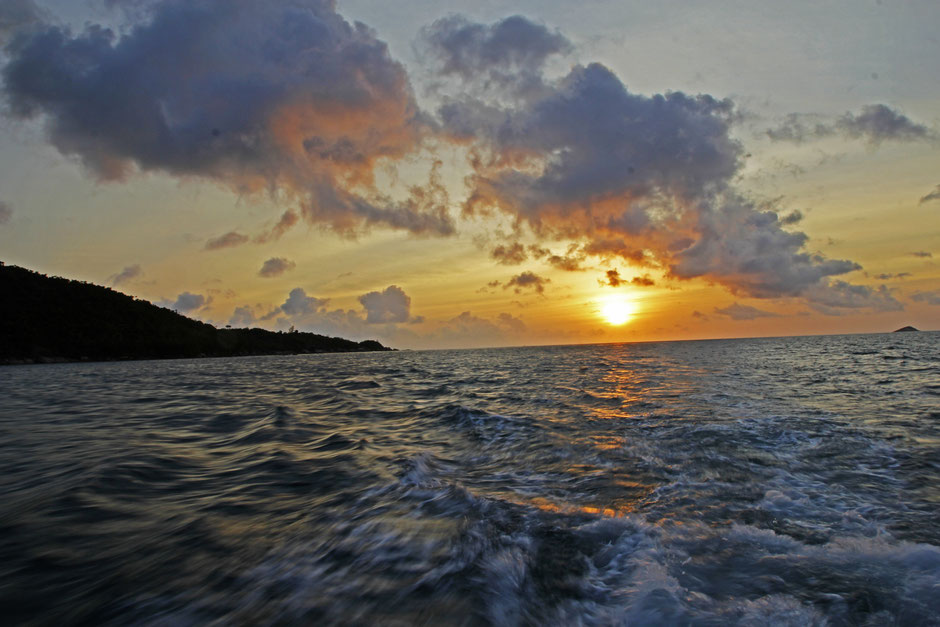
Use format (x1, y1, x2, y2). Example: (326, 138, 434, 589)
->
(599, 295, 635, 326)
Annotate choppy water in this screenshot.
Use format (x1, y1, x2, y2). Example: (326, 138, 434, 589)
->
(1, 333, 938, 626)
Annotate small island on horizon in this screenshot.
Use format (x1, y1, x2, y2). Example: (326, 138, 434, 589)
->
(893, 326, 920, 333)
(0, 263, 390, 365)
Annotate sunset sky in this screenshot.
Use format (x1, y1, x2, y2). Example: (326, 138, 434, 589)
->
(0, 0, 937, 348)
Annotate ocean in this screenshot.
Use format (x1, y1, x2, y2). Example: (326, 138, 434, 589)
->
(0, 333, 937, 625)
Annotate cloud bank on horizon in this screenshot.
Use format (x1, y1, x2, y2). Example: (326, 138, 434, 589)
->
(1, 0, 928, 331)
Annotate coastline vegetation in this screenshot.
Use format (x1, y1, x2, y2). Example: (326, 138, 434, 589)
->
(0, 263, 389, 365)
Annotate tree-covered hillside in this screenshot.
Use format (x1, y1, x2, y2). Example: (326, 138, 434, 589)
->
(0, 263, 389, 364)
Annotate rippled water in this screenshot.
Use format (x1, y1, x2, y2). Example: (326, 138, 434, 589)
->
(1, 333, 938, 625)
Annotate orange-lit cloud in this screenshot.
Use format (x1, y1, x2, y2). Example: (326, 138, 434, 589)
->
(422, 15, 897, 314)
(1, 0, 448, 235)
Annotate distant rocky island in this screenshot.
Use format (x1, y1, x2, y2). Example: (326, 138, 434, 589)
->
(0, 263, 390, 365)
(893, 326, 919, 333)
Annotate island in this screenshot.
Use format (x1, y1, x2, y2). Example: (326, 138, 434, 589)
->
(0, 263, 390, 364)
(893, 326, 919, 333)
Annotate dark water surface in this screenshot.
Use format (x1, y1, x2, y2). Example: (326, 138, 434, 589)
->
(1, 333, 938, 625)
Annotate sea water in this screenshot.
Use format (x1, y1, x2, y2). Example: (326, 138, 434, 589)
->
(0, 333, 937, 625)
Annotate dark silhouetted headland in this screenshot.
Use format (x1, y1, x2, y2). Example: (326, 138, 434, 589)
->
(893, 326, 919, 333)
(0, 263, 390, 364)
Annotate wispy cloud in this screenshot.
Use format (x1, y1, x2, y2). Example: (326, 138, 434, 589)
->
(919, 185, 940, 205)
(204, 232, 249, 251)
(504, 271, 549, 294)
(108, 264, 142, 286)
(767, 104, 936, 145)
(714, 303, 778, 321)
(258, 257, 295, 278)
(0, 200, 12, 225)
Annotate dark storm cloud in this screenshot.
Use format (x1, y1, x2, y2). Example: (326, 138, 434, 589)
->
(919, 185, 940, 205)
(766, 105, 935, 145)
(0, 200, 12, 224)
(108, 263, 142, 285)
(714, 303, 778, 320)
(504, 271, 548, 294)
(1, 0, 448, 235)
(204, 231, 249, 251)
(358, 285, 415, 323)
(258, 257, 295, 278)
(491, 242, 527, 265)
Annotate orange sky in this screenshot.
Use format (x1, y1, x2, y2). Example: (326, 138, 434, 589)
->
(0, 0, 937, 348)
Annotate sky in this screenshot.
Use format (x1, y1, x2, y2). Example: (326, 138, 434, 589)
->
(0, 0, 937, 349)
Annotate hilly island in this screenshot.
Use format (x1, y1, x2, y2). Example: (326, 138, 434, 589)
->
(0, 263, 389, 364)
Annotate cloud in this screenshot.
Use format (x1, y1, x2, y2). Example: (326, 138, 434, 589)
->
(425, 18, 864, 303)
(545, 249, 586, 271)
(495, 312, 526, 334)
(205, 231, 249, 251)
(872, 272, 910, 280)
(419, 14, 571, 93)
(805, 281, 903, 314)
(527, 244, 584, 270)
(910, 251, 933, 258)
(766, 104, 935, 145)
(0, 200, 12, 224)
(108, 263, 142, 285)
(837, 104, 935, 144)
(429, 310, 527, 348)
(1, 0, 451, 235)
(779, 209, 803, 225)
(170, 291, 208, 313)
(228, 305, 257, 327)
(0, 0, 44, 45)
(600, 268, 653, 287)
(258, 257, 295, 278)
(919, 185, 940, 205)
(504, 270, 549, 294)
(358, 285, 417, 323)
(279, 287, 328, 316)
(253, 285, 404, 343)
(668, 199, 861, 298)
(602, 269, 622, 287)
(911, 291, 940, 306)
(714, 302, 778, 320)
(491, 242, 527, 265)
(254, 209, 299, 243)
(691, 310, 709, 321)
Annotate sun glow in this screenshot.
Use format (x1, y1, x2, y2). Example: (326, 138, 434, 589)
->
(599, 295, 636, 326)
